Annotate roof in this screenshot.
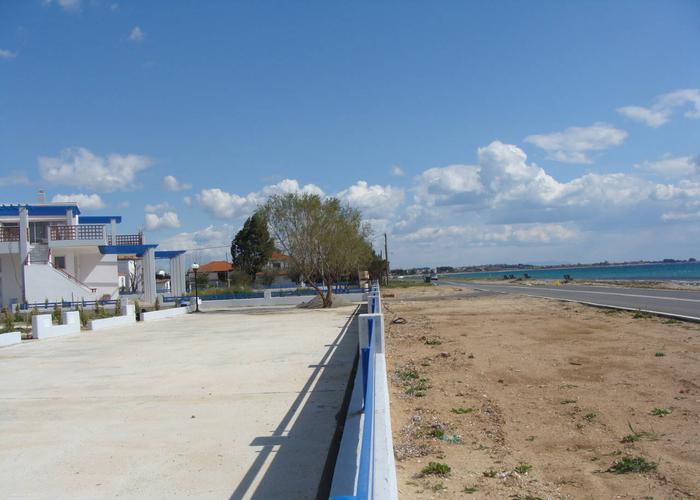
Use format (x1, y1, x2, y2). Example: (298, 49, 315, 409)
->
(79, 215, 122, 224)
(271, 251, 289, 261)
(155, 250, 187, 259)
(99, 244, 158, 257)
(0, 203, 82, 217)
(196, 260, 234, 273)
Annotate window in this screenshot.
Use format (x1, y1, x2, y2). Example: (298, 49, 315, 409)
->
(54, 256, 66, 269)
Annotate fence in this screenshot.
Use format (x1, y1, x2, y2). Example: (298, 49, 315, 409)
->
(331, 284, 398, 500)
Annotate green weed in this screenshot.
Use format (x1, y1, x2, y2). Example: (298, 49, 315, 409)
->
(649, 407, 671, 417)
(421, 462, 451, 476)
(514, 463, 532, 474)
(451, 407, 476, 414)
(606, 456, 657, 474)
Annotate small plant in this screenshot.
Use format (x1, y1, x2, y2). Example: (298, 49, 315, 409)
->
(429, 482, 446, 492)
(2, 311, 14, 333)
(421, 462, 451, 476)
(621, 422, 657, 443)
(396, 368, 419, 381)
(514, 463, 532, 474)
(649, 407, 671, 417)
(584, 412, 597, 422)
(451, 407, 476, 414)
(114, 298, 122, 316)
(427, 427, 445, 439)
(154, 296, 161, 311)
(78, 306, 88, 328)
(31, 306, 39, 317)
(605, 456, 657, 474)
(560, 399, 577, 405)
(654, 352, 665, 357)
(424, 338, 442, 345)
(463, 486, 478, 494)
(483, 469, 497, 478)
(52, 303, 62, 324)
(14, 304, 21, 322)
(526, 435, 535, 441)
(633, 311, 653, 319)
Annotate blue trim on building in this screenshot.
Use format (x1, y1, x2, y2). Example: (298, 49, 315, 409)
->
(99, 244, 158, 256)
(78, 215, 122, 224)
(155, 250, 187, 259)
(0, 204, 81, 217)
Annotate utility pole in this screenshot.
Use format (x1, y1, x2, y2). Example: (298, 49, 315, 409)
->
(384, 233, 390, 286)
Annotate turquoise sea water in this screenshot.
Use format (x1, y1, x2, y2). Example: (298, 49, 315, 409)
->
(445, 262, 700, 281)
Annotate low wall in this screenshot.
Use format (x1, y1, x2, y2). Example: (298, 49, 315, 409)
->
(32, 311, 80, 340)
(198, 292, 364, 311)
(89, 304, 136, 331)
(141, 307, 189, 322)
(0, 331, 21, 347)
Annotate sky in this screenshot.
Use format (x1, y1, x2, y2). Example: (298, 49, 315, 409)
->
(1, 1, 699, 268)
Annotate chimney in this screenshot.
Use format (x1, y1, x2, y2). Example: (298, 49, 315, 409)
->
(37, 190, 45, 203)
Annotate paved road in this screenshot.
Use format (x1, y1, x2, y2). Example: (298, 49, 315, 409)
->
(441, 280, 700, 320)
(0, 307, 358, 499)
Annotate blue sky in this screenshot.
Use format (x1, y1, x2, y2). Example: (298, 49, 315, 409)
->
(1, 1, 699, 267)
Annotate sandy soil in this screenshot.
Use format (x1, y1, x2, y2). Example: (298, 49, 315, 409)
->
(384, 286, 700, 499)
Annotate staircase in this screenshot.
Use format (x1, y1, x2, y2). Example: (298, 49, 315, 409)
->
(29, 244, 49, 264)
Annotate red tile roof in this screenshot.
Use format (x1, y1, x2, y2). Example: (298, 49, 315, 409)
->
(271, 251, 289, 261)
(197, 260, 234, 273)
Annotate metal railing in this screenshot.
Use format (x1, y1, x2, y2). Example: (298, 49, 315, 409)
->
(50, 224, 105, 241)
(109, 233, 143, 246)
(0, 226, 20, 242)
(331, 284, 398, 500)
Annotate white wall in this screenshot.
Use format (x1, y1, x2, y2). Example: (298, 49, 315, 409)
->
(23, 264, 99, 304)
(77, 253, 119, 299)
(0, 254, 24, 308)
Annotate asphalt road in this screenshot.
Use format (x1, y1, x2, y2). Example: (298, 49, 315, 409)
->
(441, 280, 700, 320)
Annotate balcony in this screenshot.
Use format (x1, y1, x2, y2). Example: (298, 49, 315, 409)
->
(108, 233, 143, 246)
(49, 224, 107, 248)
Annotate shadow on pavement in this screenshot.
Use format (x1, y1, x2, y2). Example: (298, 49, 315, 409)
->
(229, 307, 359, 500)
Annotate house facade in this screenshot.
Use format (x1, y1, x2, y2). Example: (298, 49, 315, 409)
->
(0, 202, 186, 308)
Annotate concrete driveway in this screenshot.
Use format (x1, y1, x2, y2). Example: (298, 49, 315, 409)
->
(0, 306, 359, 499)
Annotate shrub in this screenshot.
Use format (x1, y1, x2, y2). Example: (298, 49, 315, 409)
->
(78, 307, 88, 327)
(114, 298, 122, 316)
(52, 303, 62, 324)
(14, 304, 21, 322)
(606, 456, 657, 474)
(154, 296, 161, 311)
(2, 311, 14, 333)
(421, 462, 451, 476)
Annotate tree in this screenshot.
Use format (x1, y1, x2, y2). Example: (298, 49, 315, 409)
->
(263, 193, 373, 308)
(367, 252, 388, 282)
(231, 212, 275, 280)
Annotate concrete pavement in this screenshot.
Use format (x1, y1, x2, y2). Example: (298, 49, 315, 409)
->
(442, 280, 700, 320)
(0, 306, 359, 499)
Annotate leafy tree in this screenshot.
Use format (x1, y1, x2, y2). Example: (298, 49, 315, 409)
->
(231, 212, 276, 280)
(263, 193, 373, 308)
(367, 252, 388, 282)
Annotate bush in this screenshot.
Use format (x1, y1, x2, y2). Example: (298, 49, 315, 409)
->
(2, 311, 14, 333)
(78, 306, 88, 327)
(114, 298, 122, 316)
(260, 269, 277, 287)
(52, 304, 62, 324)
(154, 296, 161, 311)
(14, 304, 21, 322)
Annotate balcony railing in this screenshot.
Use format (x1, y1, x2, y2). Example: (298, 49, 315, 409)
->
(50, 224, 106, 241)
(0, 226, 20, 242)
(109, 233, 143, 246)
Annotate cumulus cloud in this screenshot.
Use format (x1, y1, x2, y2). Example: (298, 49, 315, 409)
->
(144, 202, 172, 213)
(0, 49, 17, 60)
(128, 26, 144, 42)
(395, 223, 578, 245)
(391, 165, 405, 177)
(637, 155, 699, 179)
(337, 181, 404, 218)
(618, 88, 700, 127)
(197, 179, 324, 219)
(524, 123, 628, 164)
(38, 147, 152, 192)
(159, 224, 234, 261)
(144, 211, 180, 231)
(51, 193, 106, 210)
(163, 175, 192, 191)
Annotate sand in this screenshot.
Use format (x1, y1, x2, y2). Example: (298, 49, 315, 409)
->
(384, 285, 700, 499)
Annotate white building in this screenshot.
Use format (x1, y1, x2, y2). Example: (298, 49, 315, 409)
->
(0, 202, 186, 308)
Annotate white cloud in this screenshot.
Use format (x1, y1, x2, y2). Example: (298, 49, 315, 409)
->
(51, 193, 106, 210)
(159, 224, 234, 261)
(38, 147, 152, 192)
(637, 155, 699, 179)
(128, 26, 144, 42)
(661, 210, 700, 222)
(144, 202, 172, 213)
(144, 211, 180, 231)
(524, 123, 628, 164)
(0, 49, 17, 60)
(183, 195, 192, 207)
(396, 223, 578, 245)
(118, 201, 130, 208)
(163, 175, 192, 191)
(0, 174, 29, 187)
(197, 179, 325, 219)
(617, 88, 700, 127)
(337, 181, 404, 218)
(43, 0, 81, 10)
(391, 165, 405, 177)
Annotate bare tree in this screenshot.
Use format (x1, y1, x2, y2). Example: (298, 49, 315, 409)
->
(263, 193, 372, 307)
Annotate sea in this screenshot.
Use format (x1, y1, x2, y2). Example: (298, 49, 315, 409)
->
(444, 262, 700, 281)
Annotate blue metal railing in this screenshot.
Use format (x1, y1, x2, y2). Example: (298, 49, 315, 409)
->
(19, 299, 118, 310)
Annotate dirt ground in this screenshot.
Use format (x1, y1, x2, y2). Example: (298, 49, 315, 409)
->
(383, 286, 700, 499)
